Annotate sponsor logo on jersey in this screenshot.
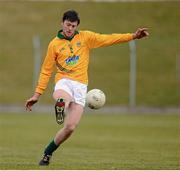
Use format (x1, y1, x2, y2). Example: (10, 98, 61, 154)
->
(65, 55, 79, 65)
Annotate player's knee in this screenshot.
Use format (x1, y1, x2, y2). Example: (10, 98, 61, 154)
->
(64, 124, 76, 134)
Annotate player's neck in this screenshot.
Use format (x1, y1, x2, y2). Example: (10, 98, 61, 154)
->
(61, 31, 74, 39)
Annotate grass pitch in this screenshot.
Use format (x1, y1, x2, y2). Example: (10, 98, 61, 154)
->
(0, 112, 179, 170)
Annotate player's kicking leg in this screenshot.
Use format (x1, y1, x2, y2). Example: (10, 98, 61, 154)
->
(55, 98, 65, 124)
(54, 89, 72, 125)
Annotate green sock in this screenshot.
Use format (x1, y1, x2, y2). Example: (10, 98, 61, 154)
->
(44, 140, 59, 155)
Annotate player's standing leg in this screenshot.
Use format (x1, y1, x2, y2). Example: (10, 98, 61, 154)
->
(54, 102, 84, 145)
(39, 89, 84, 166)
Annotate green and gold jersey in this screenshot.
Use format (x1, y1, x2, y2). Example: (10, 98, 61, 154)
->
(35, 30, 133, 94)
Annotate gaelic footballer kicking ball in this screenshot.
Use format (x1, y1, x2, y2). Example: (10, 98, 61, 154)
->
(86, 89, 106, 109)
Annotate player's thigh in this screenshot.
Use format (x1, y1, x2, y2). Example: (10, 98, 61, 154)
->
(64, 102, 84, 127)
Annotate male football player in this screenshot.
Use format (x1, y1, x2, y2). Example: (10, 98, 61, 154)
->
(25, 10, 149, 166)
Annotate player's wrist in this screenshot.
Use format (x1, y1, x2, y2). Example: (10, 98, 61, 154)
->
(132, 33, 137, 39)
(33, 92, 41, 99)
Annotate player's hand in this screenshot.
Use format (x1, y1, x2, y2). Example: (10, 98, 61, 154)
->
(133, 28, 149, 39)
(25, 93, 41, 111)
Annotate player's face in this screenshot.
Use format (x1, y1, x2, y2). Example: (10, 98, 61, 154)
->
(62, 20, 78, 38)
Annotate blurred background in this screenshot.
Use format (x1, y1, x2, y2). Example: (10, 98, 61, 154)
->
(0, 0, 179, 109)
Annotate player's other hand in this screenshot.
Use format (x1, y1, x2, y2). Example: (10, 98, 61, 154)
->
(133, 28, 149, 39)
(25, 93, 41, 111)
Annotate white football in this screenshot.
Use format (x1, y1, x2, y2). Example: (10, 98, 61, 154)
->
(86, 89, 106, 109)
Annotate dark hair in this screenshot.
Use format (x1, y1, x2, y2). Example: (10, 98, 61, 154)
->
(62, 10, 80, 25)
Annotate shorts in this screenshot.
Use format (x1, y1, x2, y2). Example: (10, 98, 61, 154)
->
(54, 78, 87, 107)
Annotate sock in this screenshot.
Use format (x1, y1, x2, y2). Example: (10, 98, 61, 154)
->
(44, 140, 59, 156)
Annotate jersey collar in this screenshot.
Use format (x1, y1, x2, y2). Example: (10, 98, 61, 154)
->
(57, 30, 79, 41)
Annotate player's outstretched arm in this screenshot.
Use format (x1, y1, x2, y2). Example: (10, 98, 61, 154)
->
(25, 92, 41, 111)
(133, 28, 149, 39)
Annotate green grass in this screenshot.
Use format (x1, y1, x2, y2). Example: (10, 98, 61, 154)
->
(0, 112, 179, 169)
(0, 1, 180, 106)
